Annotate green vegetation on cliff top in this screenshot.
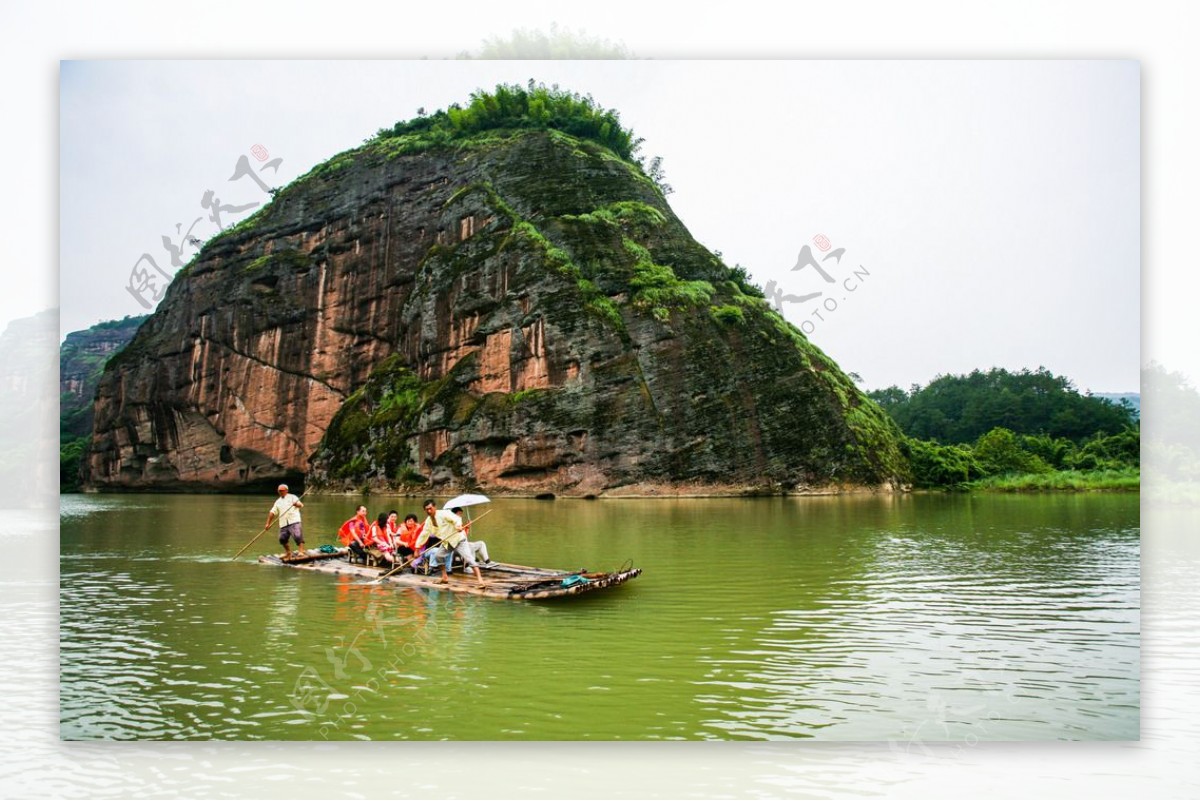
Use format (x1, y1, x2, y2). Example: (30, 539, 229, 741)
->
(378, 81, 644, 163)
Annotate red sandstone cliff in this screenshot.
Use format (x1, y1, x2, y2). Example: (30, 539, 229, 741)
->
(87, 122, 907, 494)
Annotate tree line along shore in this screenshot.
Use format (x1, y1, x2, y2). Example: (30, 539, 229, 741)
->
(869, 367, 1139, 492)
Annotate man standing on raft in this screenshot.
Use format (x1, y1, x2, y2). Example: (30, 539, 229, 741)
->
(417, 499, 485, 586)
(266, 484, 305, 561)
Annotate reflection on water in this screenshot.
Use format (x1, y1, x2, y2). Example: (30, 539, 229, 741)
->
(58, 493, 1139, 743)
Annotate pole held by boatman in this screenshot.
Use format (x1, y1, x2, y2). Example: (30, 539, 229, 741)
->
(266, 484, 305, 561)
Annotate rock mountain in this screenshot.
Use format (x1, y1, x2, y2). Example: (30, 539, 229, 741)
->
(60, 315, 146, 490)
(87, 86, 907, 494)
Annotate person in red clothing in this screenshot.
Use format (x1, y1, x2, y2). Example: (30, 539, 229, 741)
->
(395, 513, 423, 566)
(337, 505, 370, 563)
(368, 512, 397, 566)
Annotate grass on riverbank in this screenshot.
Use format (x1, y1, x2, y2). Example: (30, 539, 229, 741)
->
(968, 468, 1140, 492)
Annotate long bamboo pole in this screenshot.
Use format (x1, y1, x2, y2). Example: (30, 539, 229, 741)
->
(231, 487, 310, 560)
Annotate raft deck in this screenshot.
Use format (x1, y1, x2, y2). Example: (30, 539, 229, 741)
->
(257, 548, 642, 600)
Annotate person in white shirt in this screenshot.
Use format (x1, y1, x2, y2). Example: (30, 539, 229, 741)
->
(265, 483, 305, 560)
(415, 499, 486, 585)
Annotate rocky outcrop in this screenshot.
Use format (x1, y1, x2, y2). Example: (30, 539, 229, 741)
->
(87, 118, 908, 494)
(61, 315, 147, 491)
(61, 316, 146, 437)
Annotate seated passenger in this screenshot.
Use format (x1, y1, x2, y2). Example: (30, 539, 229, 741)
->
(448, 506, 495, 570)
(396, 513, 422, 566)
(368, 512, 397, 566)
(337, 505, 370, 563)
(469, 539, 494, 567)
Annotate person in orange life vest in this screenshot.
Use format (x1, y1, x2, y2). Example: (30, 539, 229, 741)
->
(337, 505, 370, 563)
(368, 512, 398, 566)
(395, 513, 423, 565)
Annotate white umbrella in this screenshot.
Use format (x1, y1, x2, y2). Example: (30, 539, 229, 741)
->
(443, 493, 490, 510)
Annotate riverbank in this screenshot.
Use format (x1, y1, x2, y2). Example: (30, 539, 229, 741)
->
(968, 468, 1140, 492)
(304, 478, 904, 500)
(75, 473, 1147, 497)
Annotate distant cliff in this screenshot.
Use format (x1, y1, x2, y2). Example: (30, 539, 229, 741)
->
(1, 310, 58, 505)
(61, 316, 147, 434)
(87, 85, 908, 494)
(60, 315, 146, 490)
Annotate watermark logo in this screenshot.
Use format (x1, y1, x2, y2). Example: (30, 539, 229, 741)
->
(764, 234, 872, 336)
(887, 671, 1021, 759)
(124, 146, 284, 310)
(889, 692, 991, 758)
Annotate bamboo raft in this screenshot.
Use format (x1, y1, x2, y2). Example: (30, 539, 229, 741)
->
(257, 547, 642, 600)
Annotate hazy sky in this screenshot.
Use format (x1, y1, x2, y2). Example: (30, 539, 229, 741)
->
(60, 60, 1139, 392)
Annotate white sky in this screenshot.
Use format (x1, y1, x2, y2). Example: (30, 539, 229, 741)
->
(59, 59, 1139, 393)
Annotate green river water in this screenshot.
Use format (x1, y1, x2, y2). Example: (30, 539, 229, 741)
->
(59, 492, 1138, 741)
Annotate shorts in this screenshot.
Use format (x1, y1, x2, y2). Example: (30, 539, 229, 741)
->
(279, 522, 304, 546)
